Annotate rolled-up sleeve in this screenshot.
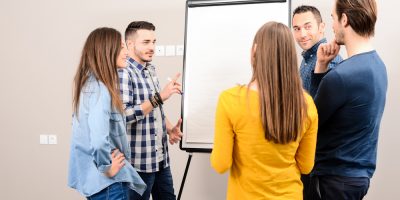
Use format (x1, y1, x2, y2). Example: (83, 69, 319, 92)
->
(118, 68, 145, 124)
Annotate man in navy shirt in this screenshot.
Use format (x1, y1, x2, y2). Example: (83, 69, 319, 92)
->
(311, 0, 387, 199)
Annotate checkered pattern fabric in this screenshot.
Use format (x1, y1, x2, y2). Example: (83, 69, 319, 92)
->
(118, 58, 169, 173)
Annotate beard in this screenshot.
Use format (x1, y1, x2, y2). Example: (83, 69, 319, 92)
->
(140, 55, 152, 63)
(134, 47, 153, 63)
(335, 29, 345, 45)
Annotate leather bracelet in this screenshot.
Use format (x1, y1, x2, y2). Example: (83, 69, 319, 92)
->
(149, 97, 155, 107)
(152, 96, 159, 108)
(149, 96, 158, 108)
(155, 92, 163, 105)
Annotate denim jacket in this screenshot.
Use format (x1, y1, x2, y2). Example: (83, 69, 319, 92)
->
(68, 75, 146, 197)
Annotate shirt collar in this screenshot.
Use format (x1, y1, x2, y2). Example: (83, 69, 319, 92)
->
(301, 38, 327, 59)
(127, 57, 149, 71)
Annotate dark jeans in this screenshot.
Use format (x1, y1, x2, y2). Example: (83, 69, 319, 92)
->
(129, 166, 176, 200)
(302, 174, 320, 200)
(309, 175, 370, 200)
(87, 182, 129, 200)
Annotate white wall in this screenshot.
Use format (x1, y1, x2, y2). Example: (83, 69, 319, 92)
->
(0, 0, 398, 199)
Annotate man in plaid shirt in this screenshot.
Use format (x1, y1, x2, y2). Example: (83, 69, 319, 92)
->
(118, 21, 183, 200)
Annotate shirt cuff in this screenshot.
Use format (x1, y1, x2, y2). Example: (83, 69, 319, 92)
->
(125, 104, 145, 123)
(310, 69, 330, 97)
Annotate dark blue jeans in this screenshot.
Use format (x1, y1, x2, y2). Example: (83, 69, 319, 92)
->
(87, 182, 129, 200)
(311, 175, 370, 200)
(302, 174, 320, 200)
(129, 166, 176, 200)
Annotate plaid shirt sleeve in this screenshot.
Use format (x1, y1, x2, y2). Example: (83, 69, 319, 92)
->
(118, 68, 145, 124)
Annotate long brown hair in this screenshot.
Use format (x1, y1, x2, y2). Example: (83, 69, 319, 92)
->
(73, 27, 124, 115)
(250, 21, 307, 144)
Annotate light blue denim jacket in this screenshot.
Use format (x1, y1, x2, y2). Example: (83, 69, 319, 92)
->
(68, 75, 146, 197)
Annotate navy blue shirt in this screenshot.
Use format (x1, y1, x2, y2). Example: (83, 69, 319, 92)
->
(300, 38, 342, 95)
(310, 50, 387, 178)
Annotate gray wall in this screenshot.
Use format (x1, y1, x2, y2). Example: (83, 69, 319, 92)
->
(0, 0, 398, 199)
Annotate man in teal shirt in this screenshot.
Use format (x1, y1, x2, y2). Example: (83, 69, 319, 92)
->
(292, 5, 343, 199)
(292, 5, 342, 95)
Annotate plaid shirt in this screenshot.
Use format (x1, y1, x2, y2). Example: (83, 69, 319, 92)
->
(300, 38, 343, 96)
(118, 58, 169, 173)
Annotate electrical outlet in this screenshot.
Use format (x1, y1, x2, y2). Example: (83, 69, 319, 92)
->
(48, 135, 57, 144)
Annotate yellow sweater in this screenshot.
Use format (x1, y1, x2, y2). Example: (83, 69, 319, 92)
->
(210, 86, 318, 200)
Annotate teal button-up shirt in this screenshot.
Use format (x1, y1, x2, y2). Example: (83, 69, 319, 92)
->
(300, 38, 342, 96)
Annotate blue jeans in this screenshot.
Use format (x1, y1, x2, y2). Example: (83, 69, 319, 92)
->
(87, 182, 129, 200)
(311, 175, 370, 200)
(129, 166, 176, 200)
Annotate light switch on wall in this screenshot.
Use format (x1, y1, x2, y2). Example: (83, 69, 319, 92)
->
(155, 45, 165, 56)
(176, 45, 184, 56)
(165, 45, 175, 56)
(40, 135, 49, 144)
(40, 134, 57, 145)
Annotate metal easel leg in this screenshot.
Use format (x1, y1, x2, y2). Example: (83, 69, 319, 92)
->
(177, 152, 193, 200)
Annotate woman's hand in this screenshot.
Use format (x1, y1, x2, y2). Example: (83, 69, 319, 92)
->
(105, 149, 125, 177)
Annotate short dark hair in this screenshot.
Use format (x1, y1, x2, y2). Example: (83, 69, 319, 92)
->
(125, 21, 156, 41)
(293, 5, 323, 24)
(336, 0, 377, 37)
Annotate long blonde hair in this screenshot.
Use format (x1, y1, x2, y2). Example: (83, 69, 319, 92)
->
(73, 27, 124, 114)
(250, 21, 307, 144)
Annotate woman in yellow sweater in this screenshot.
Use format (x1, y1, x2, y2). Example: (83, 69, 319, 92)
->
(210, 21, 318, 200)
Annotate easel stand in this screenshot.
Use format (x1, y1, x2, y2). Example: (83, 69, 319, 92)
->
(177, 152, 193, 200)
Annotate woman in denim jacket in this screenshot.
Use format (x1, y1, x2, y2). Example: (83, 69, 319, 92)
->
(68, 27, 146, 200)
